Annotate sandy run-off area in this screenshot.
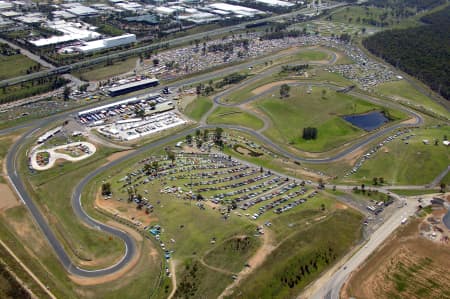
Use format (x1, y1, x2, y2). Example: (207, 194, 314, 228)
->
(30, 142, 96, 171)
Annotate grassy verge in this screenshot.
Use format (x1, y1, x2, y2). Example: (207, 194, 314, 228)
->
(0, 53, 41, 81)
(73, 57, 137, 81)
(183, 96, 213, 121)
(375, 80, 450, 118)
(388, 189, 441, 196)
(207, 106, 264, 131)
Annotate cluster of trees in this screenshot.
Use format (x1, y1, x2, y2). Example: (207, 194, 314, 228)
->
(0, 76, 68, 104)
(280, 247, 337, 289)
(260, 30, 304, 41)
(363, 6, 450, 100)
(143, 161, 159, 176)
(279, 84, 291, 98)
(207, 39, 250, 53)
(281, 64, 309, 73)
(302, 127, 318, 140)
(215, 72, 247, 89)
(372, 177, 385, 185)
(0, 43, 20, 56)
(25, 64, 41, 75)
(101, 182, 112, 196)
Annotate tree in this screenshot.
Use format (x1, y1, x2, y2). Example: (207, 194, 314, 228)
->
(143, 163, 152, 175)
(186, 134, 192, 144)
(440, 182, 446, 193)
(379, 177, 384, 184)
(152, 58, 159, 66)
(279, 84, 290, 98)
(151, 161, 159, 175)
(166, 149, 175, 165)
(321, 89, 327, 99)
(302, 127, 318, 140)
(373, 177, 378, 185)
(101, 183, 111, 196)
(203, 129, 209, 142)
(214, 127, 223, 146)
(63, 86, 71, 101)
(136, 108, 145, 118)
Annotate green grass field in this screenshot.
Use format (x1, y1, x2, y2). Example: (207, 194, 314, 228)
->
(183, 96, 213, 121)
(207, 106, 264, 130)
(74, 57, 137, 81)
(0, 53, 41, 81)
(255, 86, 398, 152)
(375, 80, 450, 118)
(350, 126, 450, 185)
(227, 209, 363, 298)
(329, 6, 421, 28)
(294, 50, 330, 61)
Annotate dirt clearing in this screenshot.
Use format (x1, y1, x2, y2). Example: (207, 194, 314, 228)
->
(0, 184, 20, 211)
(342, 218, 450, 299)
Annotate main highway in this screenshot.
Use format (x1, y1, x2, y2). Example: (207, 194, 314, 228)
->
(2, 41, 429, 280)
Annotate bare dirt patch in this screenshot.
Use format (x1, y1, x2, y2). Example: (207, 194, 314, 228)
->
(335, 202, 348, 210)
(342, 219, 450, 299)
(219, 229, 276, 298)
(251, 80, 297, 95)
(0, 184, 20, 211)
(95, 192, 158, 228)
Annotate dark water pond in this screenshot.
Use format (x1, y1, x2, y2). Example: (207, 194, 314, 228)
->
(343, 111, 389, 131)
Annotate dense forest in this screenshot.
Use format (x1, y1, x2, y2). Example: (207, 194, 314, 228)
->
(363, 6, 450, 100)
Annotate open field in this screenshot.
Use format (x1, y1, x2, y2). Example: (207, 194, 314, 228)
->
(329, 5, 421, 29)
(207, 106, 264, 131)
(255, 85, 403, 152)
(349, 126, 450, 185)
(375, 80, 450, 118)
(0, 54, 41, 81)
(342, 217, 450, 299)
(74, 57, 138, 81)
(183, 96, 213, 121)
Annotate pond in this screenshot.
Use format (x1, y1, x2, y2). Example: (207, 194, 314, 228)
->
(343, 111, 389, 131)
